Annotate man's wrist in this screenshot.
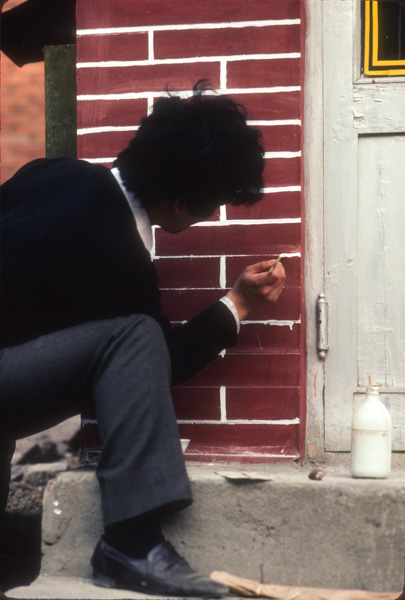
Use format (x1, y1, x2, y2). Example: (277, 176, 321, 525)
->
(219, 296, 240, 334)
(224, 290, 250, 322)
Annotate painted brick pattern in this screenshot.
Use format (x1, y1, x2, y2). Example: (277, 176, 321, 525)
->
(76, 0, 305, 462)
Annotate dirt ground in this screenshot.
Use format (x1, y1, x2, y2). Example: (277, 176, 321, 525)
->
(0, 417, 80, 593)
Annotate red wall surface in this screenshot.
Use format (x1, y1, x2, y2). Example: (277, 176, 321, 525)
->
(0, 0, 46, 183)
(76, 0, 306, 462)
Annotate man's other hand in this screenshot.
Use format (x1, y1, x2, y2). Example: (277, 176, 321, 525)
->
(226, 259, 286, 322)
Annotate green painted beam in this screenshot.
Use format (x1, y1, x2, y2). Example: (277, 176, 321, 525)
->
(44, 45, 77, 158)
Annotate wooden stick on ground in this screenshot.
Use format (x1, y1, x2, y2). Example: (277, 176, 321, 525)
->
(210, 571, 401, 600)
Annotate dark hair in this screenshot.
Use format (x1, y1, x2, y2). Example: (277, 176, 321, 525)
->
(114, 81, 264, 216)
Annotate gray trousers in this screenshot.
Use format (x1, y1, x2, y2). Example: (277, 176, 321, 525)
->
(0, 315, 192, 525)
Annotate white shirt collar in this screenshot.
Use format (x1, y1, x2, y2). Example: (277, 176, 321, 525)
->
(111, 167, 154, 254)
(111, 169, 239, 332)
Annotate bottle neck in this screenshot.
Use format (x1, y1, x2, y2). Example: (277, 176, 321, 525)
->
(365, 386, 380, 401)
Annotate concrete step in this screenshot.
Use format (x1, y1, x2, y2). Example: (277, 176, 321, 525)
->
(6, 462, 405, 599)
(7, 575, 160, 599)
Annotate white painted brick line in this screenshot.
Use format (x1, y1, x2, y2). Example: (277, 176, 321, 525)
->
(247, 120, 301, 126)
(77, 120, 301, 136)
(192, 218, 301, 226)
(226, 87, 301, 94)
(220, 256, 226, 289)
(177, 418, 300, 425)
(241, 320, 301, 329)
(190, 452, 299, 458)
(77, 92, 188, 102)
(220, 386, 227, 422)
(170, 319, 300, 327)
(263, 186, 301, 193)
(160, 287, 225, 291)
(77, 87, 301, 101)
(74, 168, 302, 195)
(154, 252, 301, 259)
(82, 157, 116, 163)
(77, 20, 301, 36)
(264, 151, 301, 158)
(76, 53, 301, 68)
(79, 165, 302, 195)
(147, 96, 155, 115)
(148, 30, 154, 61)
(220, 60, 227, 91)
(77, 126, 139, 135)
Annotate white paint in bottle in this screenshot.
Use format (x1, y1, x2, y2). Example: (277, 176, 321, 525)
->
(350, 385, 392, 479)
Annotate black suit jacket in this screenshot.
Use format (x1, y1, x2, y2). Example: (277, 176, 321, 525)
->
(1, 158, 237, 384)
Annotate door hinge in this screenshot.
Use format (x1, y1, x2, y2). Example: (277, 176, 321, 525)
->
(317, 293, 329, 359)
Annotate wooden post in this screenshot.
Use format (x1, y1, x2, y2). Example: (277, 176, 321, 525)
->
(44, 45, 77, 158)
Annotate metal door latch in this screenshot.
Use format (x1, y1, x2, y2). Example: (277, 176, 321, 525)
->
(316, 293, 329, 359)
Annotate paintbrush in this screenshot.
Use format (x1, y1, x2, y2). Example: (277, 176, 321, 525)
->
(268, 255, 283, 275)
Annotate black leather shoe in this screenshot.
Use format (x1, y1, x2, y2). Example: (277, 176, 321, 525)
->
(91, 538, 229, 597)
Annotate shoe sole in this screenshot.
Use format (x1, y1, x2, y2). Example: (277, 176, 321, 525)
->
(93, 569, 156, 594)
(93, 568, 227, 597)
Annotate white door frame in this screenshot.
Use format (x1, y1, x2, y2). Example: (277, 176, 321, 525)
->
(304, 0, 405, 456)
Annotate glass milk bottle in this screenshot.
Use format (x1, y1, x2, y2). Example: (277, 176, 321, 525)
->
(350, 384, 392, 478)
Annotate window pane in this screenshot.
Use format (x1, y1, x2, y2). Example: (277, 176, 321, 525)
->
(363, 0, 405, 76)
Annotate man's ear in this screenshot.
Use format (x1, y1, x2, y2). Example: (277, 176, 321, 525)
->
(173, 198, 186, 215)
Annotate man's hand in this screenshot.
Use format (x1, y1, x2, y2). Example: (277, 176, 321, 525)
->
(226, 258, 286, 322)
